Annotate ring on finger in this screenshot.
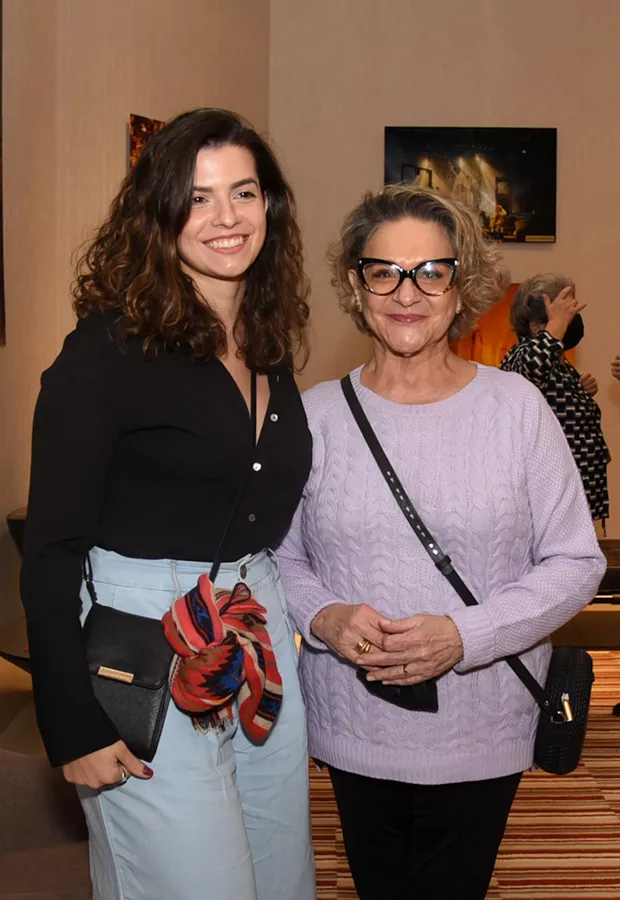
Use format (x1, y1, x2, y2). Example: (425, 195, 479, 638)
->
(118, 770, 129, 785)
(356, 638, 372, 654)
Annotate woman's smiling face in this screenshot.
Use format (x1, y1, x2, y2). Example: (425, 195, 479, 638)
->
(350, 216, 460, 358)
(176, 144, 268, 289)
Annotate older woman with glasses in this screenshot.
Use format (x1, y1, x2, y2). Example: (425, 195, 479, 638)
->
(277, 186, 605, 900)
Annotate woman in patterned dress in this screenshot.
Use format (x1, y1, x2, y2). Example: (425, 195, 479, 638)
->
(501, 274, 609, 528)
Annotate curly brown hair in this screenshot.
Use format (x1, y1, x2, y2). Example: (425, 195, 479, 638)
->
(328, 185, 508, 342)
(73, 108, 309, 370)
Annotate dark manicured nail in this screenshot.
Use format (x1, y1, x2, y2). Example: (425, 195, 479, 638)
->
(143, 765, 154, 777)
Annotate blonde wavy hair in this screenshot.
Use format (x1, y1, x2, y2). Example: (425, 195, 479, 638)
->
(328, 185, 509, 342)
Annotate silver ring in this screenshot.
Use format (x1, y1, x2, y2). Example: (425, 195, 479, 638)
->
(118, 770, 129, 785)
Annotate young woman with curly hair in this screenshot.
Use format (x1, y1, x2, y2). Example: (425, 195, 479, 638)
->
(277, 185, 605, 900)
(21, 108, 315, 900)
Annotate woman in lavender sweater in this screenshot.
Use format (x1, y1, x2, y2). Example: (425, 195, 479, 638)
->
(277, 186, 605, 900)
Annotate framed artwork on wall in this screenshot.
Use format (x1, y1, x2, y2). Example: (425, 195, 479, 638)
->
(385, 126, 557, 244)
(129, 113, 166, 169)
(451, 283, 574, 367)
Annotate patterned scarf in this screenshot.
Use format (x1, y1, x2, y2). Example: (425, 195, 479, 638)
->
(162, 574, 283, 743)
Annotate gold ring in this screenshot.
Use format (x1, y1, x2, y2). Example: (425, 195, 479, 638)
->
(355, 638, 372, 654)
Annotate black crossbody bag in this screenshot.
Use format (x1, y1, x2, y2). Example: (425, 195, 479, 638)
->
(82, 372, 257, 762)
(342, 374, 594, 776)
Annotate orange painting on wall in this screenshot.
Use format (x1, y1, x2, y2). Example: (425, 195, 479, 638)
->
(451, 283, 574, 367)
(129, 113, 166, 169)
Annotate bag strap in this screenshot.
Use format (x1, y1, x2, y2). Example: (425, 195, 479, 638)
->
(341, 374, 552, 714)
(84, 370, 258, 597)
(83, 553, 98, 606)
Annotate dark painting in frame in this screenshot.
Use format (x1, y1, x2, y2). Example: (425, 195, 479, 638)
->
(129, 113, 166, 169)
(385, 126, 557, 243)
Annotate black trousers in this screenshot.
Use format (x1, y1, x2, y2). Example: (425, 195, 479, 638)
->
(327, 764, 522, 900)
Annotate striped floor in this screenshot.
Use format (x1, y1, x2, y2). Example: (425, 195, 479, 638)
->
(309, 650, 620, 899)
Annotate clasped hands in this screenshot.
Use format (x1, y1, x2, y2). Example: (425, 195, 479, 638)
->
(311, 603, 464, 686)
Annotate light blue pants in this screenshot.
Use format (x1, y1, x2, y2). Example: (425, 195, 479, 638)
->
(78, 547, 315, 900)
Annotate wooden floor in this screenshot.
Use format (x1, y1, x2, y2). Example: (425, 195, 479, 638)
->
(2, 654, 619, 898)
(310, 651, 620, 899)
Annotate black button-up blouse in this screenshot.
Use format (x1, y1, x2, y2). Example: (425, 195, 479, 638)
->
(20, 311, 312, 765)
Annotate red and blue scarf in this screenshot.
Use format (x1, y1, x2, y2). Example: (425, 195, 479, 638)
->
(162, 575, 282, 743)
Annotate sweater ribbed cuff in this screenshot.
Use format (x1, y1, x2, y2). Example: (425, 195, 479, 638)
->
(448, 605, 497, 672)
(301, 597, 344, 650)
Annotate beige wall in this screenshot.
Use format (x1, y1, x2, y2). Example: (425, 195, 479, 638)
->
(0, 0, 270, 621)
(269, 0, 620, 537)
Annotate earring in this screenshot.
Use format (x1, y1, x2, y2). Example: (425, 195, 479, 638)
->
(456, 303, 463, 314)
(354, 296, 363, 312)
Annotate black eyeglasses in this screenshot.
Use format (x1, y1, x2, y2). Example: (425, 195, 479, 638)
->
(357, 257, 459, 297)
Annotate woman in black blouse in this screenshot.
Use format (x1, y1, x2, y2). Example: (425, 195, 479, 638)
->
(21, 109, 315, 900)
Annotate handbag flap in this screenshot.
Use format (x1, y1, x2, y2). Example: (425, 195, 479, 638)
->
(84, 603, 174, 690)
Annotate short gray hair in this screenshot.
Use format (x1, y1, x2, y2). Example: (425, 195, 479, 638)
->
(510, 273, 573, 339)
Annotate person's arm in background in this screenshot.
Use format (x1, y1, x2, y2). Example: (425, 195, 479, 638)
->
(546, 287, 598, 395)
(501, 286, 586, 388)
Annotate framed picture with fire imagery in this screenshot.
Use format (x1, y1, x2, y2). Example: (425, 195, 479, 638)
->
(385, 126, 557, 243)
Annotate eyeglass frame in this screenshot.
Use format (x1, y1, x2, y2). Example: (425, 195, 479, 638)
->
(356, 257, 460, 297)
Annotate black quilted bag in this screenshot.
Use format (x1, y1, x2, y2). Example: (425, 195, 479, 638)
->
(342, 375, 594, 776)
(533, 646, 594, 775)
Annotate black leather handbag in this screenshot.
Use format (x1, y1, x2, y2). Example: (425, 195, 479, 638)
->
(82, 372, 258, 762)
(342, 374, 594, 775)
(83, 569, 174, 763)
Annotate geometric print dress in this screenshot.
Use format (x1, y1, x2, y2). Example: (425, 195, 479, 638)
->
(501, 330, 609, 524)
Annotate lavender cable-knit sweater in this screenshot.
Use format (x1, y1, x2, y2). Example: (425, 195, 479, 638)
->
(277, 364, 606, 785)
